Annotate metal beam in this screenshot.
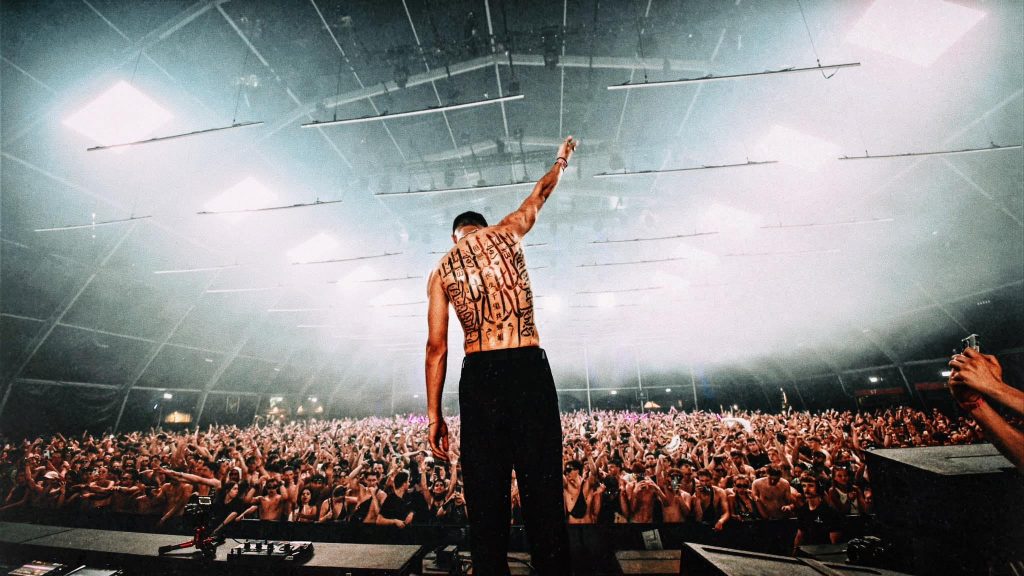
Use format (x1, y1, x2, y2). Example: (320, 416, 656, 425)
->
(504, 53, 706, 73)
(4, 318, 271, 363)
(294, 344, 343, 408)
(254, 54, 496, 145)
(217, 3, 358, 168)
(194, 307, 274, 425)
(12, 379, 264, 397)
(113, 303, 199, 432)
(13, 378, 118, 390)
(852, 327, 923, 408)
(0, 224, 137, 417)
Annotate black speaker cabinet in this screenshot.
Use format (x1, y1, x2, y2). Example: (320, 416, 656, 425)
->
(865, 444, 1024, 575)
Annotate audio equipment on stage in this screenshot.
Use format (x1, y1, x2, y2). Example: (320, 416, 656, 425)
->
(227, 540, 314, 565)
(7, 561, 69, 576)
(866, 443, 1024, 575)
(7, 563, 122, 576)
(678, 543, 913, 576)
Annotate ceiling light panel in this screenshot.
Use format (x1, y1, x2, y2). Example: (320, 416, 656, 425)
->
(63, 81, 173, 147)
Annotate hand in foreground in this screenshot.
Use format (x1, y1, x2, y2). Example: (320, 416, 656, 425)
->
(428, 419, 450, 461)
(949, 348, 1004, 397)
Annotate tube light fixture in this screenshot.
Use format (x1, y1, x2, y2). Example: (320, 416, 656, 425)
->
(839, 143, 1021, 161)
(302, 94, 524, 128)
(607, 63, 860, 90)
(34, 215, 151, 233)
(153, 263, 246, 275)
(87, 121, 263, 152)
(595, 160, 777, 178)
(197, 198, 342, 215)
(374, 181, 533, 197)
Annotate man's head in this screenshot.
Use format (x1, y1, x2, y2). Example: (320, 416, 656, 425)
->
(394, 470, 409, 490)
(564, 460, 583, 477)
(608, 458, 623, 476)
(451, 211, 488, 241)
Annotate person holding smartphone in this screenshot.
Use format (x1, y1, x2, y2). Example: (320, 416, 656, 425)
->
(948, 347, 1024, 471)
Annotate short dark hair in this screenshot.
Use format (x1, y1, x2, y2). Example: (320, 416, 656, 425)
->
(452, 211, 488, 233)
(394, 470, 409, 488)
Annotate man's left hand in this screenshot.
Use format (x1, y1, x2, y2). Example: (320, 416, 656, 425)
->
(428, 420, 450, 461)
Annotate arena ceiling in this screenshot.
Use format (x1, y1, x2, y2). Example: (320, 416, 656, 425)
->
(1, 0, 1022, 424)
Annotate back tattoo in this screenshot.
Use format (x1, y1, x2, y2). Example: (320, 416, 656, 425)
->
(436, 227, 538, 352)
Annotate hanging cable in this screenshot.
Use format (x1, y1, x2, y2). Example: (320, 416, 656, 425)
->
(231, 44, 252, 124)
(796, 0, 836, 79)
(633, 0, 649, 83)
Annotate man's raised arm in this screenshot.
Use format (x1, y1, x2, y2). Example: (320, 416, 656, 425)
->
(498, 136, 577, 238)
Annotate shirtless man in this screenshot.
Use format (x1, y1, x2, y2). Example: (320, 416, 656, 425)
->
(659, 469, 693, 523)
(628, 475, 665, 523)
(426, 136, 577, 575)
(159, 462, 221, 497)
(251, 477, 289, 521)
(694, 470, 730, 531)
(751, 466, 793, 519)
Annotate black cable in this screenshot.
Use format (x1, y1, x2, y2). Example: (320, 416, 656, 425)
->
(507, 555, 537, 572)
(499, 0, 518, 90)
(231, 45, 251, 124)
(634, 0, 648, 83)
(796, 0, 836, 79)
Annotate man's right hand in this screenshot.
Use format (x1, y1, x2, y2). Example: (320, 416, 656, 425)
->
(428, 419, 450, 461)
(558, 136, 578, 161)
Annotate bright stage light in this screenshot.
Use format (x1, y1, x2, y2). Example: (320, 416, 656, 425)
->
(665, 388, 672, 393)
(203, 177, 278, 223)
(288, 232, 339, 264)
(63, 81, 173, 147)
(610, 390, 618, 395)
(596, 293, 617, 308)
(868, 376, 880, 383)
(162, 392, 173, 400)
(846, 0, 985, 67)
(940, 370, 952, 377)
(757, 125, 840, 171)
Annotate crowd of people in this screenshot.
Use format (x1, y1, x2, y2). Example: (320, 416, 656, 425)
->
(0, 403, 999, 551)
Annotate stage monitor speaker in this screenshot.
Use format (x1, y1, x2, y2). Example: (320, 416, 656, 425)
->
(865, 443, 1024, 575)
(679, 542, 912, 576)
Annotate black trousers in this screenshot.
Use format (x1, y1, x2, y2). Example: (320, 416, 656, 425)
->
(458, 347, 572, 575)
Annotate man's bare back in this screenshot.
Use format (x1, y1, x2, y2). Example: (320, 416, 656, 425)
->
(433, 226, 538, 354)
